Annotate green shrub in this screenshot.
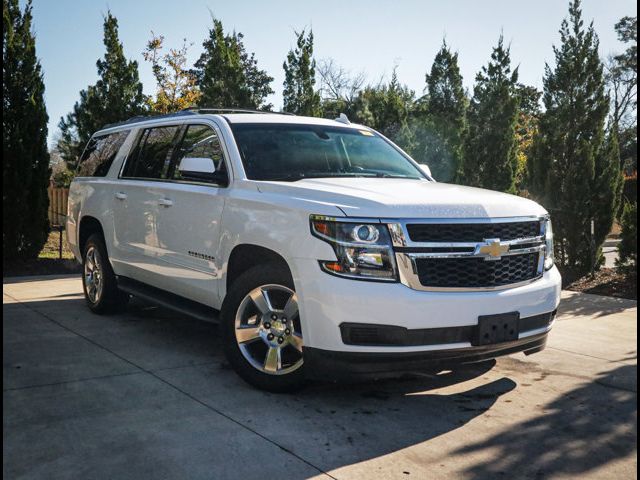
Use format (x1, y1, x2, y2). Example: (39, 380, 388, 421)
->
(51, 167, 75, 188)
(617, 201, 637, 270)
(623, 174, 637, 204)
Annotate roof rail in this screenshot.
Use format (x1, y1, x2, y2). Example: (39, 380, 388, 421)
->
(100, 107, 296, 130)
(181, 107, 264, 115)
(101, 110, 197, 130)
(181, 107, 296, 116)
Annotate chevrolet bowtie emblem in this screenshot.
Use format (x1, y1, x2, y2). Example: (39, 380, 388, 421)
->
(477, 239, 509, 261)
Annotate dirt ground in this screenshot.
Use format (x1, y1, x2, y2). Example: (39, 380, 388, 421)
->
(566, 267, 637, 300)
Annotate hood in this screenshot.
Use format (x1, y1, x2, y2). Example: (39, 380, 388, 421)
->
(256, 178, 547, 219)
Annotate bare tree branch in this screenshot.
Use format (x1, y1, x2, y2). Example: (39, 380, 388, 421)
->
(605, 54, 637, 130)
(317, 58, 366, 104)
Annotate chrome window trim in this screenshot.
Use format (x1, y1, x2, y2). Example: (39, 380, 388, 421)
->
(118, 121, 232, 187)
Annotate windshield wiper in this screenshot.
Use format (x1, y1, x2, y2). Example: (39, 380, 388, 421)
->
(345, 167, 423, 179)
(264, 172, 377, 182)
(263, 171, 421, 182)
(373, 173, 422, 179)
(263, 173, 306, 182)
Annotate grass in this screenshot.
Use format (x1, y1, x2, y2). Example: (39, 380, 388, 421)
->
(38, 228, 76, 260)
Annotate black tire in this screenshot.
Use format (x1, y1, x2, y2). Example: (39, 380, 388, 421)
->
(221, 262, 306, 393)
(81, 233, 129, 314)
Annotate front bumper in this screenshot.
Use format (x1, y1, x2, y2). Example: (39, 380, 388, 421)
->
(292, 257, 562, 353)
(304, 331, 548, 381)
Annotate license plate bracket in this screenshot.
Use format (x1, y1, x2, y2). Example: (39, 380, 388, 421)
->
(473, 312, 520, 346)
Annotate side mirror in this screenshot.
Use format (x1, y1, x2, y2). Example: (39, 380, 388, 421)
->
(177, 156, 226, 184)
(179, 157, 216, 175)
(418, 163, 432, 179)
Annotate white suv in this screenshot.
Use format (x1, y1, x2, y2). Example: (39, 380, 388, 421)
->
(67, 109, 561, 391)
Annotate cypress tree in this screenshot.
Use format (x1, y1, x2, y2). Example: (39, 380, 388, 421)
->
(282, 29, 321, 116)
(194, 18, 274, 109)
(3, 0, 50, 260)
(58, 12, 146, 165)
(461, 35, 520, 192)
(530, 0, 620, 274)
(592, 128, 624, 265)
(514, 84, 542, 193)
(414, 41, 467, 182)
(352, 70, 416, 152)
(377, 70, 416, 152)
(617, 200, 637, 269)
(613, 16, 637, 73)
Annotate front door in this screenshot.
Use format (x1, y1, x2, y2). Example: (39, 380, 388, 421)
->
(152, 123, 229, 307)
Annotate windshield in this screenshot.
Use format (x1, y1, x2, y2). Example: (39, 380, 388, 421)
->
(230, 123, 426, 181)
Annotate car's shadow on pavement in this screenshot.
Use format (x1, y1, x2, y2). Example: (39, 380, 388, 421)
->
(103, 299, 640, 479)
(118, 299, 523, 472)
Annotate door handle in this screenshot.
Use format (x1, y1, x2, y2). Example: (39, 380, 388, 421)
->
(115, 192, 127, 200)
(158, 198, 174, 207)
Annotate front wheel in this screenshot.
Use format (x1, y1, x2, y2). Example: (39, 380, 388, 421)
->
(221, 263, 305, 392)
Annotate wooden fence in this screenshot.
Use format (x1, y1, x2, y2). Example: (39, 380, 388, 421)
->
(48, 186, 69, 227)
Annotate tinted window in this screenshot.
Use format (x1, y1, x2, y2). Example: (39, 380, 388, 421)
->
(230, 124, 424, 181)
(123, 126, 180, 179)
(77, 131, 129, 177)
(171, 124, 227, 183)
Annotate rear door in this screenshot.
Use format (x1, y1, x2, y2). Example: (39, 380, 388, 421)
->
(152, 122, 229, 306)
(111, 124, 181, 283)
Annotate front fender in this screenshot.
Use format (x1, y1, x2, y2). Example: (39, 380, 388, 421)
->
(216, 185, 342, 301)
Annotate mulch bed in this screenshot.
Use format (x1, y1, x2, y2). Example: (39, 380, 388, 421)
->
(565, 267, 637, 300)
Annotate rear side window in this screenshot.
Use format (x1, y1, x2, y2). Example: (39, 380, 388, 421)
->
(123, 125, 180, 179)
(171, 124, 227, 182)
(77, 130, 129, 177)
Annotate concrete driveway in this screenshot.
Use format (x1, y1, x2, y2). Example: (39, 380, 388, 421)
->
(3, 275, 637, 480)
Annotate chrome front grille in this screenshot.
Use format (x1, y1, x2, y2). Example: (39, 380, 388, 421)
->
(387, 217, 547, 292)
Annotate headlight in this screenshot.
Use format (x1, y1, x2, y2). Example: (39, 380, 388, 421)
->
(310, 215, 397, 281)
(544, 217, 554, 270)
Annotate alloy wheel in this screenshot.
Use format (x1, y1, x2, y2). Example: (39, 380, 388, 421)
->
(84, 245, 104, 304)
(234, 284, 303, 375)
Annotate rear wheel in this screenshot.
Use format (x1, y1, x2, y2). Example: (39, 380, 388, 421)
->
(221, 263, 305, 392)
(82, 233, 129, 313)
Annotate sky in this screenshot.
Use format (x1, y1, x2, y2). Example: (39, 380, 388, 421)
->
(27, 0, 637, 148)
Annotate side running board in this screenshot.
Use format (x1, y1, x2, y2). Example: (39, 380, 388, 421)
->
(117, 276, 219, 324)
